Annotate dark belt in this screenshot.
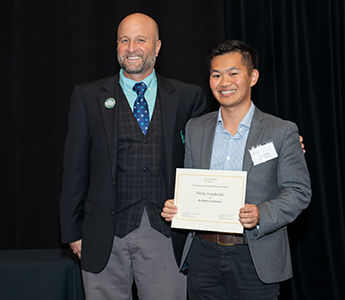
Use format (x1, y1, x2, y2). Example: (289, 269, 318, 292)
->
(199, 232, 247, 246)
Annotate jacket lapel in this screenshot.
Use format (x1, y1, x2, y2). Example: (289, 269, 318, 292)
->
(243, 107, 266, 172)
(98, 75, 119, 182)
(157, 74, 178, 191)
(200, 112, 218, 169)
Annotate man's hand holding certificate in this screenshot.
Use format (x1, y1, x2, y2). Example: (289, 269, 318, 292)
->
(169, 168, 247, 233)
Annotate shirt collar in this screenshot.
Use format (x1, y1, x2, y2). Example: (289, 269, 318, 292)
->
(240, 101, 255, 129)
(119, 68, 156, 92)
(217, 101, 255, 133)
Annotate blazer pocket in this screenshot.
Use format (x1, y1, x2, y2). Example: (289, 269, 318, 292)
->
(83, 199, 95, 214)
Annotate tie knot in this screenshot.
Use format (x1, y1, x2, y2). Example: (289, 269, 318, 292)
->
(133, 82, 147, 96)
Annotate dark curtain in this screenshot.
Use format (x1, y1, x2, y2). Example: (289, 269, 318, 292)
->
(1, 2, 223, 248)
(224, 1, 345, 299)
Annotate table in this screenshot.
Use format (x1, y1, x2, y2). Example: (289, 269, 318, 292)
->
(0, 248, 84, 300)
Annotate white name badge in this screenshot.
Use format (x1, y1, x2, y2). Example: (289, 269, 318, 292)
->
(249, 142, 278, 166)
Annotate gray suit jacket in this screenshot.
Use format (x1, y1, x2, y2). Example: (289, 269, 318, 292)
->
(181, 107, 312, 284)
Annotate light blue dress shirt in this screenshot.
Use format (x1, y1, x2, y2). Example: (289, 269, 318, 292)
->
(210, 102, 255, 171)
(119, 68, 158, 120)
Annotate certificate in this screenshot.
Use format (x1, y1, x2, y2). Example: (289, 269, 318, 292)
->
(171, 168, 247, 233)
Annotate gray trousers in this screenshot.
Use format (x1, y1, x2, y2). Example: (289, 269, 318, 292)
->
(82, 208, 186, 300)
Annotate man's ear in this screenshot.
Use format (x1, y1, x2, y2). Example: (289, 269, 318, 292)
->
(155, 40, 162, 57)
(250, 69, 259, 87)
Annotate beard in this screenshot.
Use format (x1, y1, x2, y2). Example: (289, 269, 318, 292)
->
(117, 48, 157, 74)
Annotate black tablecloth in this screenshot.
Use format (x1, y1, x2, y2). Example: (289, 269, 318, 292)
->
(0, 248, 84, 300)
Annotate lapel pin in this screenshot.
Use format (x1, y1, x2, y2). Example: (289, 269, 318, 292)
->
(104, 97, 116, 109)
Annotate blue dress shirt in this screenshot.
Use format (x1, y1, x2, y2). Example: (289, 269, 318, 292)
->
(119, 68, 158, 120)
(210, 102, 255, 171)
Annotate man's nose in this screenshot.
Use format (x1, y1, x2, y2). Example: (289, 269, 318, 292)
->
(219, 76, 231, 86)
(128, 41, 137, 53)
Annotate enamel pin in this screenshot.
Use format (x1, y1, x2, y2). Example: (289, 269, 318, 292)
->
(104, 98, 116, 109)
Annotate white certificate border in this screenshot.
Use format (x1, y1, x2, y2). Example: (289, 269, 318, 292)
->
(172, 169, 247, 231)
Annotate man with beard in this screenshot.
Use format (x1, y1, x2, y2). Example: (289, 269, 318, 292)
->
(60, 13, 207, 299)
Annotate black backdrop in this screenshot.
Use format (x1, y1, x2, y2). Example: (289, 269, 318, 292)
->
(224, 1, 345, 299)
(1, 1, 344, 299)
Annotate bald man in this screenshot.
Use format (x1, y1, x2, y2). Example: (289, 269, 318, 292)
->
(60, 13, 207, 299)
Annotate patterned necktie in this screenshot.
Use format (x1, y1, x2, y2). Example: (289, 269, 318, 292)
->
(133, 82, 149, 135)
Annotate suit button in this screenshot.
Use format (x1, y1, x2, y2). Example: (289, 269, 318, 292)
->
(143, 140, 148, 144)
(143, 195, 148, 200)
(111, 210, 115, 216)
(134, 222, 140, 228)
(143, 167, 148, 172)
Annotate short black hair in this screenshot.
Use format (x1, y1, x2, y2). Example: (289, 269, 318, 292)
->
(207, 40, 258, 74)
